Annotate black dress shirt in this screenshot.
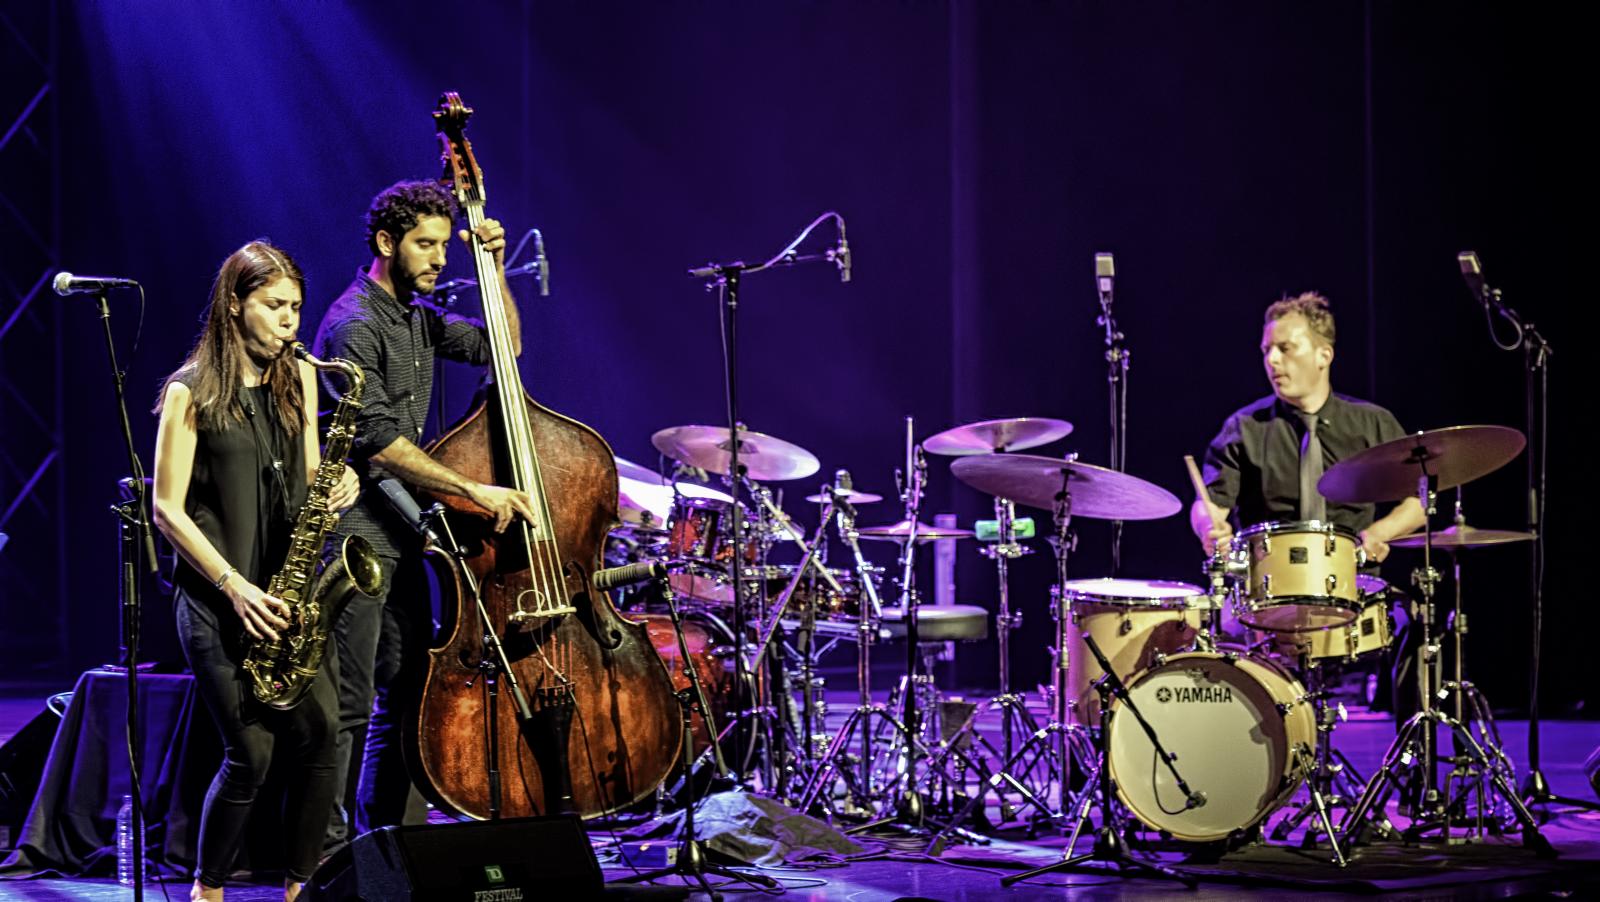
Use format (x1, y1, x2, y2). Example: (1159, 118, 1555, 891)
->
(1201, 392, 1406, 535)
(312, 272, 491, 558)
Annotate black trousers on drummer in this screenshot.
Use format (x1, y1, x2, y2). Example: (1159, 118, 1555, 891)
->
(176, 593, 339, 887)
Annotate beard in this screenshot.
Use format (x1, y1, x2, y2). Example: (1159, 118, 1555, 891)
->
(393, 256, 440, 299)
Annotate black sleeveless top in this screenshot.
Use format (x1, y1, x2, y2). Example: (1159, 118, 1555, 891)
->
(172, 378, 310, 620)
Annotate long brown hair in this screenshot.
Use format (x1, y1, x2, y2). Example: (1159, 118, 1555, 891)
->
(155, 240, 306, 435)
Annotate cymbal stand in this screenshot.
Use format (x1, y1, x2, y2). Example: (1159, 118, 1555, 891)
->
(928, 478, 1091, 853)
(1434, 492, 1519, 832)
(1337, 471, 1552, 855)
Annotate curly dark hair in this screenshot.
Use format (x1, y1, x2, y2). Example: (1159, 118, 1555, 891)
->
(365, 180, 459, 255)
(1265, 291, 1336, 347)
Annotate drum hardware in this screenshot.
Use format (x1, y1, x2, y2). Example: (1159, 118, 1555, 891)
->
(1323, 433, 1553, 855)
(1002, 634, 1198, 889)
(1234, 520, 1361, 633)
(1267, 664, 1387, 863)
(795, 441, 988, 839)
(931, 453, 1186, 853)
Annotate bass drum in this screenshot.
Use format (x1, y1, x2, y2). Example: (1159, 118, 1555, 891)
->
(629, 612, 735, 757)
(1107, 651, 1314, 842)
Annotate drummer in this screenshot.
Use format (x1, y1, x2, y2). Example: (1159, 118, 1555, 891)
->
(1189, 293, 1426, 710)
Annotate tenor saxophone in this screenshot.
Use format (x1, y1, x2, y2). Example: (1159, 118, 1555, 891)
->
(243, 342, 386, 709)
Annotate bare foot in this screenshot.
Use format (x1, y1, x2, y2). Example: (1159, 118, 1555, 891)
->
(284, 879, 304, 902)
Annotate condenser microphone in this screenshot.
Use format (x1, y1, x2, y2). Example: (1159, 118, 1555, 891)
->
(533, 229, 550, 297)
(1094, 253, 1115, 304)
(834, 220, 851, 284)
(1458, 251, 1490, 309)
(52, 272, 139, 296)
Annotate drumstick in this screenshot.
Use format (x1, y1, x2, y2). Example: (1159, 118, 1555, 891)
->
(1184, 455, 1214, 510)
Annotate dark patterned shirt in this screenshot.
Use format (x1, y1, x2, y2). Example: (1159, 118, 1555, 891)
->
(312, 272, 491, 557)
(1201, 392, 1407, 535)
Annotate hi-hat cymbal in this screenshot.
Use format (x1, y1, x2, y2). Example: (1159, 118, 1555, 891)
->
(1389, 523, 1536, 550)
(950, 454, 1181, 520)
(614, 455, 667, 485)
(856, 519, 975, 543)
(924, 417, 1074, 456)
(651, 425, 820, 482)
(1317, 425, 1526, 505)
(804, 489, 884, 505)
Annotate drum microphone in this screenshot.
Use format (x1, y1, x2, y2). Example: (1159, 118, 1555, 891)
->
(830, 469, 858, 519)
(533, 228, 550, 297)
(1095, 252, 1114, 304)
(1186, 790, 1208, 810)
(832, 220, 851, 284)
(52, 271, 139, 295)
(592, 559, 669, 591)
(1457, 251, 1490, 309)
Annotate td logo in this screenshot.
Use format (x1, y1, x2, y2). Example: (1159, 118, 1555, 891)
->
(484, 865, 505, 884)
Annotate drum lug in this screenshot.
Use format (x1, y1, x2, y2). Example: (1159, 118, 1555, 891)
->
(1261, 573, 1272, 598)
(1326, 531, 1336, 556)
(1152, 650, 1168, 667)
(1276, 701, 1294, 716)
(1119, 618, 1133, 636)
(1326, 573, 1338, 595)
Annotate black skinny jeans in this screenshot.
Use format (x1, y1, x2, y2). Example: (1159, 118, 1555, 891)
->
(176, 593, 338, 886)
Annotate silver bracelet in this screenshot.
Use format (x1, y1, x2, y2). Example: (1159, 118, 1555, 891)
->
(213, 566, 238, 589)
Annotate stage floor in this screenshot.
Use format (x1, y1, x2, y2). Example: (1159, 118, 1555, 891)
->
(2, 689, 1598, 900)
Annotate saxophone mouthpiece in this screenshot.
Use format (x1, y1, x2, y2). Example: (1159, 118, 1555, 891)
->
(290, 341, 310, 361)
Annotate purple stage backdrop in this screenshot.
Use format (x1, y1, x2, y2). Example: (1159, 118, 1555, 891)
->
(0, 2, 1583, 714)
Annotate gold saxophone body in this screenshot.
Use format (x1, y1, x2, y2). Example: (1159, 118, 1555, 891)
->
(243, 342, 386, 709)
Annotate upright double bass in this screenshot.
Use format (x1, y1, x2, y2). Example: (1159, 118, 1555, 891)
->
(411, 93, 680, 819)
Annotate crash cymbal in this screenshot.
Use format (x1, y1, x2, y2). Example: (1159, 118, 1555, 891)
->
(923, 417, 1074, 456)
(614, 455, 667, 485)
(804, 489, 884, 505)
(674, 481, 735, 504)
(1389, 523, 1536, 550)
(950, 454, 1182, 520)
(651, 425, 820, 482)
(618, 475, 673, 526)
(1317, 425, 1526, 505)
(856, 519, 975, 543)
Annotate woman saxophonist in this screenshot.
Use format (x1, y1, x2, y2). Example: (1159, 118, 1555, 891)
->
(152, 240, 359, 901)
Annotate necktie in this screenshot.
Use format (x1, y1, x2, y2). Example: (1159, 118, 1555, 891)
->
(1299, 412, 1326, 521)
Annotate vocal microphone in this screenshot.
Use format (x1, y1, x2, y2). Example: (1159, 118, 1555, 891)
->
(533, 229, 550, 297)
(592, 559, 668, 592)
(378, 478, 444, 548)
(1094, 252, 1115, 304)
(1458, 251, 1490, 309)
(52, 271, 140, 296)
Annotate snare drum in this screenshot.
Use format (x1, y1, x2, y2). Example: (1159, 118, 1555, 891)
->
(1234, 520, 1361, 632)
(1063, 579, 1211, 726)
(1107, 651, 1314, 842)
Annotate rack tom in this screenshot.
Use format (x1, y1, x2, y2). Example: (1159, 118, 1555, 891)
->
(1233, 520, 1361, 632)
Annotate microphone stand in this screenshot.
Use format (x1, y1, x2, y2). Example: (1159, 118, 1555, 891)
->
(94, 290, 159, 901)
(1095, 260, 1129, 576)
(687, 213, 848, 786)
(612, 574, 777, 898)
(1462, 263, 1580, 813)
(418, 506, 557, 815)
(1002, 634, 1196, 888)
